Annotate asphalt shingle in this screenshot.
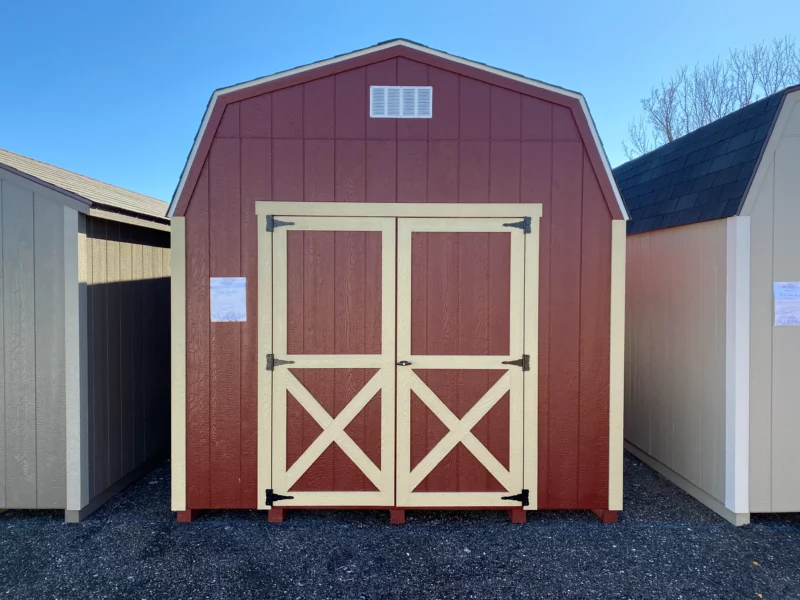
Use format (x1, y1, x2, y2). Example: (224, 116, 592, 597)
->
(614, 88, 795, 234)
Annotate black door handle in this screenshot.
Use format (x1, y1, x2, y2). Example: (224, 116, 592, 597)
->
(396, 360, 412, 366)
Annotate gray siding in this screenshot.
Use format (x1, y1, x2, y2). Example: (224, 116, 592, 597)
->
(747, 91, 800, 512)
(82, 215, 170, 503)
(625, 219, 728, 504)
(0, 173, 67, 509)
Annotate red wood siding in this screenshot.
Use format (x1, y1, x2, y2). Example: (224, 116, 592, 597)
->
(181, 55, 614, 510)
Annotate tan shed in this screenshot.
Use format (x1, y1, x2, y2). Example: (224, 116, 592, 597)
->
(615, 86, 800, 525)
(0, 149, 171, 521)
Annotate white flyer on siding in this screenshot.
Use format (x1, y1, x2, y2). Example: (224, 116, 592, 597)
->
(210, 277, 246, 322)
(774, 282, 800, 326)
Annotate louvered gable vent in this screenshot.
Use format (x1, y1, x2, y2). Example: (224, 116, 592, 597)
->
(370, 86, 433, 118)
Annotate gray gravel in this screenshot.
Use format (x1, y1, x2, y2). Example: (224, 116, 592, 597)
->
(1, 452, 799, 599)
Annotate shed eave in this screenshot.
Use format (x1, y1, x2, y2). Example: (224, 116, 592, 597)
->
(168, 39, 628, 220)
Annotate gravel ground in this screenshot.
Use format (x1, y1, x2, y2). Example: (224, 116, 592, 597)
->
(1, 452, 799, 599)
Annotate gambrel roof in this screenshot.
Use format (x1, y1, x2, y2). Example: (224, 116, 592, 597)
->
(168, 38, 628, 220)
(614, 86, 800, 234)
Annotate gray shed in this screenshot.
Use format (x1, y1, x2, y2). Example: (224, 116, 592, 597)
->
(0, 148, 170, 521)
(616, 86, 800, 525)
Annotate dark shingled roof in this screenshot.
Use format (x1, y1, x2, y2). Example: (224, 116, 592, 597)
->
(613, 88, 793, 235)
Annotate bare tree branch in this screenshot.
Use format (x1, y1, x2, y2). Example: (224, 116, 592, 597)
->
(624, 35, 800, 159)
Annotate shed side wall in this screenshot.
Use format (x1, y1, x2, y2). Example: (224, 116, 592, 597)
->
(748, 93, 800, 512)
(82, 215, 170, 505)
(625, 220, 727, 504)
(0, 171, 67, 509)
(181, 57, 616, 510)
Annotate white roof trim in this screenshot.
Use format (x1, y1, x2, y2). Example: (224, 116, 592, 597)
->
(168, 39, 627, 220)
(739, 89, 800, 217)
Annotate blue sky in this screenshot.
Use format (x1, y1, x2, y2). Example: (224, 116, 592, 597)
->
(0, 0, 797, 203)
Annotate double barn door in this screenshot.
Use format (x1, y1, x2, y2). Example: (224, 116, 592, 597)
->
(261, 207, 539, 511)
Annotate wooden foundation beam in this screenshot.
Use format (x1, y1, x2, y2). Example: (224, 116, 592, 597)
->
(176, 509, 200, 523)
(390, 509, 406, 524)
(268, 508, 286, 523)
(591, 509, 617, 524)
(508, 508, 527, 524)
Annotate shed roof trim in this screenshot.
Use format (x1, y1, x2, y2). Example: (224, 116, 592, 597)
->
(168, 39, 627, 220)
(0, 148, 169, 223)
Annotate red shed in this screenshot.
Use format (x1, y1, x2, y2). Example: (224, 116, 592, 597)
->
(168, 39, 628, 524)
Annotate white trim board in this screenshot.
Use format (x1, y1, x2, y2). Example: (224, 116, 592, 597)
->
(725, 216, 750, 514)
(169, 40, 628, 221)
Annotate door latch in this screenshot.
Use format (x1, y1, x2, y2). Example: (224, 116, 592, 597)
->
(396, 360, 412, 366)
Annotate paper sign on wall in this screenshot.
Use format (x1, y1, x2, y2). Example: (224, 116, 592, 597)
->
(774, 282, 800, 326)
(211, 277, 247, 322)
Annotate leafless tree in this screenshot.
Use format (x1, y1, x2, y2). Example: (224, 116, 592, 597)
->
(624, 35, 800, 160)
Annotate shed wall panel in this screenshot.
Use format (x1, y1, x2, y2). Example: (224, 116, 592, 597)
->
(0, 182, 4, 507)
(747, 93, 800, 512)
(2, 180, 37, 507)
(624, 220, 728, 504)
(33, 195, 66, 508)
(180, 57, 617, 509)
(83, 216, 170, 506)
(769, 134, 800, 511)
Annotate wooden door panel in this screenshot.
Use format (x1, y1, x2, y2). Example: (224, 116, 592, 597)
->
(271, 216, 395, 507)
(397, 218, 526, 508)
(410, 232, 510, 356)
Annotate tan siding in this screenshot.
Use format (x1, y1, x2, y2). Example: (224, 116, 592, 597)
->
(771, 134, 800, 510)
(625, 220, 728, 503)
(83, 216, 171, 504)
(746, 93, 800, 512)
(748, 162, 774, 511)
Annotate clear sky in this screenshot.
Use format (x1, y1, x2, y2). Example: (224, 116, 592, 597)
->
(1, 0, 797, 204)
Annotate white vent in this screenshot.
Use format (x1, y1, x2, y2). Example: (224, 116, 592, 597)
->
(370, 86, 433, 118)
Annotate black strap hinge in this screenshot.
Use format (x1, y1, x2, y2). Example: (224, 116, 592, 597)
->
(265, 489, 294, 507)
(501, 354, 530, 371)
(501, 489, 529, 507)
(503, 216, 531, 234)
(266, 354, 295, 371)
(266, 215, 295, 232)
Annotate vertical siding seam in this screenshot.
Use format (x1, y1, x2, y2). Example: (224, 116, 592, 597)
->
(545, 132, 553, 506)
(206, 156, 212, 502)
(769, 157, 775, 511)
(239, 107, 244, 505)
(1, 182, 5, 503)
(31, 195, 38, 506)
(576, 149, 584, 504)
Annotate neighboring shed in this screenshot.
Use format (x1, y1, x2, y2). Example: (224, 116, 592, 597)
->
(0, 148, 171, 522)
(169, 39, 628, 524)
(616, 86, 800, 525)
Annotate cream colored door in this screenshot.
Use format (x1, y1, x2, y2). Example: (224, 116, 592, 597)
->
(395, 217, 532, 508)
(269, 216, 396, 508)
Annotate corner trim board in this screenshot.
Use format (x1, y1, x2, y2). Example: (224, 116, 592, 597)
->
(608, 220, 626, 510)
(64, 207, 88, 510)
(725, 216, 750, 514)
(170, 217, 187, 511)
